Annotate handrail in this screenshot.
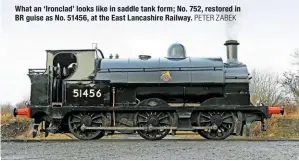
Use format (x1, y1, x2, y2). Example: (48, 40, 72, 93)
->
(28, 68, 46, 75)
(97, 66, 223, 73)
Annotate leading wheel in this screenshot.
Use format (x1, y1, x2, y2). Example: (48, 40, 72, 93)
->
(197, 111, 235, 140)
(68, 112, 106, 140)
(134, 98, 173, 141)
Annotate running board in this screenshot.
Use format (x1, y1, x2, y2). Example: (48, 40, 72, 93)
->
(80, 125, 218, 131)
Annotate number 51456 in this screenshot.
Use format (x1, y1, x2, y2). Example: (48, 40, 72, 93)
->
(72, 89, 102, 98)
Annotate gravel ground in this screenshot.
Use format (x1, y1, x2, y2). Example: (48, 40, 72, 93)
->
(1, 139, 299, 160)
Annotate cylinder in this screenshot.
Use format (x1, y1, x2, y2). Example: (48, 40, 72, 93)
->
(224, 40, 239, 63)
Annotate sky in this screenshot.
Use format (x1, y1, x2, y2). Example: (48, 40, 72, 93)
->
(0, 0, 299, 105)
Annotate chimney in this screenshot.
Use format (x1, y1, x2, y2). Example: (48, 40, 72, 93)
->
(224, 40, 239, 63)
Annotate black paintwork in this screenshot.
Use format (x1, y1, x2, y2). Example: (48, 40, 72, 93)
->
(21, 42, 274, 140)
(28, 69, 49, 105)
(63, 80, 110, 106)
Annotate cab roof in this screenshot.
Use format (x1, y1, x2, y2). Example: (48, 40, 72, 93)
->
(45, 49, 104, 58)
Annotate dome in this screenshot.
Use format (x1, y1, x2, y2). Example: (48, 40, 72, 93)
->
(167, 43, 186, 58)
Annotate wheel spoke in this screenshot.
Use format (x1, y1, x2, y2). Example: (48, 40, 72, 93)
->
(221, 124, 229, 130)
(138, 114, 148, 119)
(218, 128, 224, 136)
(92, 114, 103, 120)
(72, 114, 81, 119)
(156, 112, 162, 117)
(92, 121, 103, 124)
(201, 114, 211, 119)
(89, 113, 95, 117)
(137, 120, 148, 123)
(220, 112, 224, 117)
(223, 120, 233, 124)
(70, 120, 81, 124)
(222, 115, 232, 120)
(200, 120, 211, 124)
(73, 124, 81, 130)
(158, 115, 168, 120)
(159, 121, 170, 125)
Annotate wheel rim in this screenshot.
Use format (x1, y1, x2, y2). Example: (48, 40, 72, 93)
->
(197, 111, 235, 140)
(68, 112, 105, 140)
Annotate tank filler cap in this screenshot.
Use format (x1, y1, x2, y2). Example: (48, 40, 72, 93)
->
(139, 55, 151, 60)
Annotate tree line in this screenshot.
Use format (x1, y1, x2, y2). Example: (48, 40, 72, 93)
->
(250, 49, 299, 107)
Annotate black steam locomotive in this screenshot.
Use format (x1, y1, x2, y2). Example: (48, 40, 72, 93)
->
(13, 40, 283, 140)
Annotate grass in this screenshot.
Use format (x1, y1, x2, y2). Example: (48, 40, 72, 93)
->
(1, 103, 31, 124)
(1, 113, 30, 125)
(251, 105, 299, 138)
